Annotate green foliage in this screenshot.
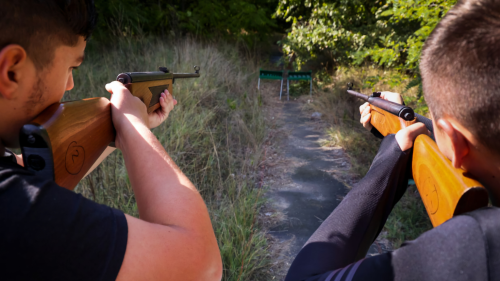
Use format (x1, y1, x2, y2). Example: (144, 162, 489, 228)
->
(93, 0, 280, 46)
(358, 0, 456, 71)
(288, 80, 311, 97)
(277, 0, 457, 72)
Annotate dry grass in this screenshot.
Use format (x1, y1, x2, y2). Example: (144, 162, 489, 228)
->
(68, 38, 271, 280)
(309, 66, 432, 248)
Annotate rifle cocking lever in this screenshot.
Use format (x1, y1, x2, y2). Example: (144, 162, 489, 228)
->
(347, 82, 354, 90)
(194, 65, 200, 74)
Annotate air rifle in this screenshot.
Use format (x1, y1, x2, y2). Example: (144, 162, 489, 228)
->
(19, 66, 201, 191)
(347, 83, 488, 227)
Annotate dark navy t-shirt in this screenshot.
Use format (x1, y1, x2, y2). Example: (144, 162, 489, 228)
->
(0, 150, 128, 280)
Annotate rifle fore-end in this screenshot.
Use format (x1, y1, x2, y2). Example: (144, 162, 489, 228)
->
(370, 105, 417, 136)
(21, 98, 114, 190)
(117, 66, 200, 114)
(126, 78, 174, 114)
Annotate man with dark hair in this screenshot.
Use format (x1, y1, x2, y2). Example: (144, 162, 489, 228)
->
(0, 1, 222, 280)
(285, 0, 500, 280)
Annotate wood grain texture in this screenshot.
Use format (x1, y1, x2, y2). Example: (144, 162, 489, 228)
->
(370, 105, 416, 136)
(31, 97, 115, 190)
(127, 79, 173, 114)
(413, 135, 488, 227)
(370, 106, 488, 227)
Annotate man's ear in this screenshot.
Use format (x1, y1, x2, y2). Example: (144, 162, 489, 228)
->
(0, 45, 28, 99)
(437, 118, 469, 168)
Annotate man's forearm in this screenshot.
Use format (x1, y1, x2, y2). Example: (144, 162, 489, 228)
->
(119, 122, 212, 230)
(285, 135, 412, 281)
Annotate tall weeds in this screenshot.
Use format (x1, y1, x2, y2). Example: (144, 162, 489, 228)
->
(68, 38, 269, 280)
(311, 66, 432, 248)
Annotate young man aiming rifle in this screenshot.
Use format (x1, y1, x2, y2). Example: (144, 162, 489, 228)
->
(285, 0, 500, 280)
(0, 1, 222, 280)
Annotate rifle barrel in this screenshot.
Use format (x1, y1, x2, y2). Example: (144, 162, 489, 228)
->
(172, 73, 200, 79)
(347, 89, 369, 101)
(347, 89, 415, 121)
(116, 66, 201, 84)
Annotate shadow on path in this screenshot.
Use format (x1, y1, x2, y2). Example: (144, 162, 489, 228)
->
(268, 102, 349, 260)
(267, 102, 386, 279)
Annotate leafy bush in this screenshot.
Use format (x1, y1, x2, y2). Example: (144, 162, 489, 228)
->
(93, 0, 281, 46)
(277, 0, 456, 73)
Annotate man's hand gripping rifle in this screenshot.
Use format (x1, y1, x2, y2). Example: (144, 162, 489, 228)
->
(347, 83, 488, 227)
(19, 66, 201, 191)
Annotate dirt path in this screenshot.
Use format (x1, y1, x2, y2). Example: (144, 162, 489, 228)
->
(260, 96, 390, 280)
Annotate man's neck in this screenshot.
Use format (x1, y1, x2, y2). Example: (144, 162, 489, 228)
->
(480, 161, 500, 206)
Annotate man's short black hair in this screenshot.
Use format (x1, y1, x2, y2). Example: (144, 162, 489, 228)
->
(420, 0, 500, 155)
(0, 0, 97, 69)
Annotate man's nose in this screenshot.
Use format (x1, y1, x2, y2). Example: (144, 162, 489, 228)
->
(66, 74, 74, 91)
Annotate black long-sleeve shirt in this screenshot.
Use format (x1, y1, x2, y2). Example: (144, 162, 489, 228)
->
(285, 135, 500, 281)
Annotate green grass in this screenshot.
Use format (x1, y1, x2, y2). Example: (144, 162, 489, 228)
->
(384, 185, 433, 248)
(69, 38, 270, 280)
(311, 66, 432, 248)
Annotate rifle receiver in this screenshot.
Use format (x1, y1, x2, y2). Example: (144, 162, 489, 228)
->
(116, 66, 201, 114)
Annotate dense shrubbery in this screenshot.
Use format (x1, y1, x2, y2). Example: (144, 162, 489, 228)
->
(277, 0, 456, 114)
(277, 0, 456, 72)
(93, 0, 284, 45)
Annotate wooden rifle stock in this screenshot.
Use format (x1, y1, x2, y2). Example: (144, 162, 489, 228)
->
(20, 66, 200, 190)
(347, 85, 488, 227)
(20, 98, 114, 190)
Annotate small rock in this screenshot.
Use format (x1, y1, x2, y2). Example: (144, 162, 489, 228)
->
(265, 212, 272, 216)
(311, 112, 322, 119)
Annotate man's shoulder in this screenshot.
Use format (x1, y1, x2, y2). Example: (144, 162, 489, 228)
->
(0, 160, 50, 214)
(0, 160, 129, 281)
(391, 207, 500, 280)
